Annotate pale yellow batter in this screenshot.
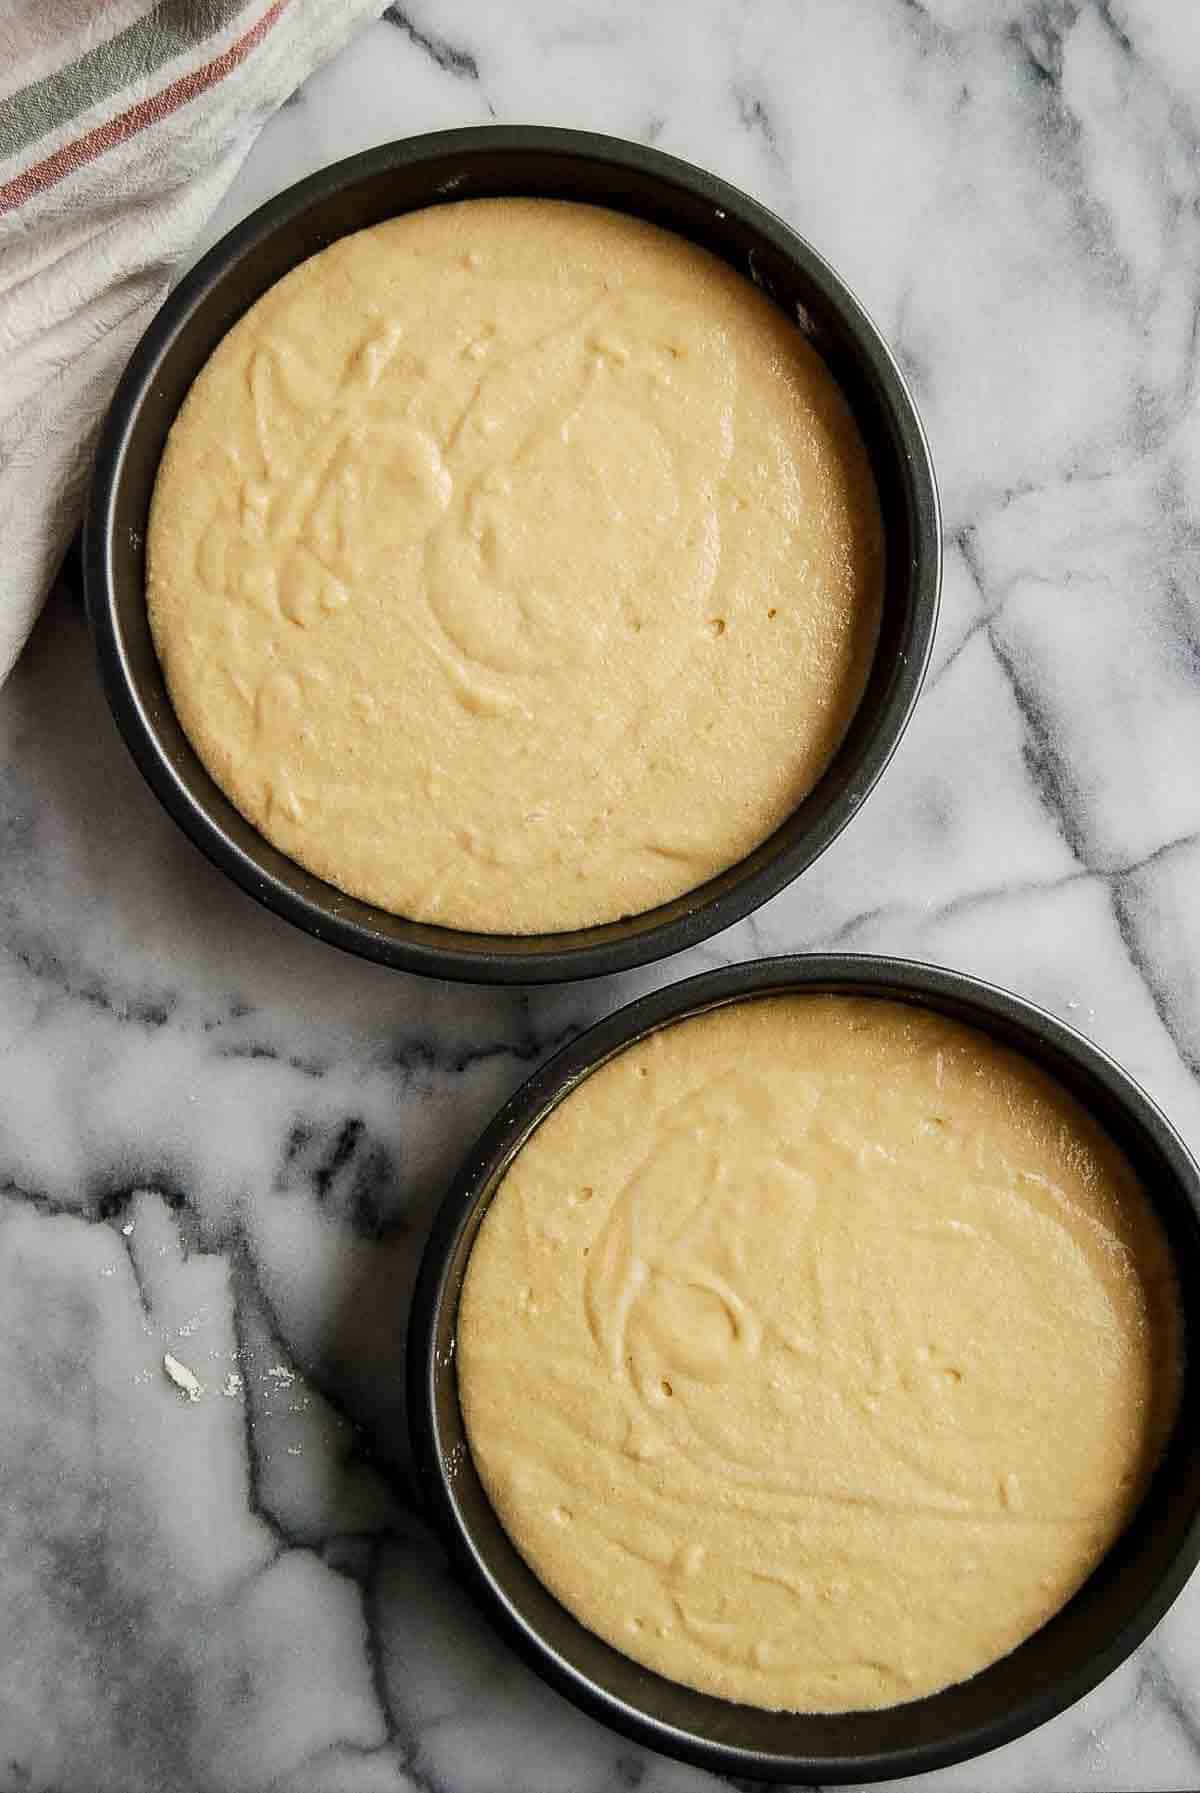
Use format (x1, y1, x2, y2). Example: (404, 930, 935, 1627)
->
(147, 200, 882, 933)
(458, 996, 1180, 1712)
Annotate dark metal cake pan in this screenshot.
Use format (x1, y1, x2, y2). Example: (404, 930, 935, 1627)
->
(84, 127, 940, 984)
(409, 954, 1200, 1781)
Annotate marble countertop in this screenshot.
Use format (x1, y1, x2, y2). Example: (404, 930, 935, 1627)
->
(4, 3, 1200, 1789)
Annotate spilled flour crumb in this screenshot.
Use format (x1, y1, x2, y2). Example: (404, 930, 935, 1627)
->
(163, 1352, 203, 1402)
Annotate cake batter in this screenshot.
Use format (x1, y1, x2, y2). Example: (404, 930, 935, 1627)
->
(458, 995, 1180, 1711)
(148, 200, 882, 932)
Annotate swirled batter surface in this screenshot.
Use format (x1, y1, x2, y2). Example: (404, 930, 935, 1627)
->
(458, 995, 1180, 1712)
(148, 200, 881, 933)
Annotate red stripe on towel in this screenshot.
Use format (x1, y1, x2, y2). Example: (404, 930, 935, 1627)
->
(0, 0, 291, 217)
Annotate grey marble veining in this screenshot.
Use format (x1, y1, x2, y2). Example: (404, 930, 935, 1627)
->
(3, 2, 1200, 1789)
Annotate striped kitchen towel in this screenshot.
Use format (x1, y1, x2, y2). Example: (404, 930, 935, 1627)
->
(0, 0, 388, 687)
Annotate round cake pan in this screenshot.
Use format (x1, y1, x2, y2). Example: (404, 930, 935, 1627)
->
(84, 127, 940, 985)
(409, 954, 1200, 1782)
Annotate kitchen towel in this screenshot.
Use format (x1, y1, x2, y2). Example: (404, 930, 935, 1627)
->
(0, 0, 389, 687)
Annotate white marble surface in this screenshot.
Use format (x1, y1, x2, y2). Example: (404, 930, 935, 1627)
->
(3, 2, 1200, 1788)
